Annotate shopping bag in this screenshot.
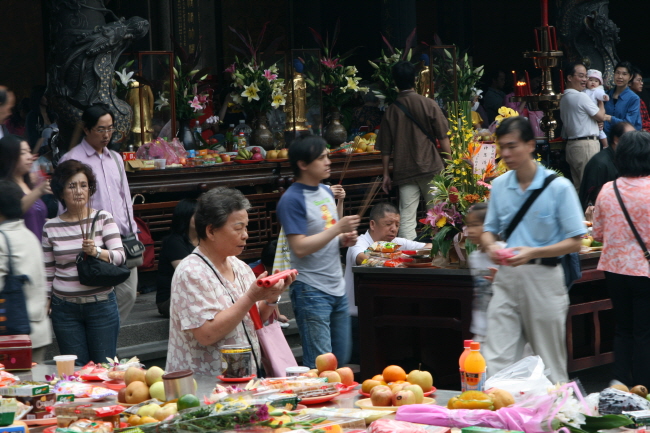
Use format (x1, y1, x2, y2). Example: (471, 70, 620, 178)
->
(272, 227, 292, 273)
(250, 307, 297, 377)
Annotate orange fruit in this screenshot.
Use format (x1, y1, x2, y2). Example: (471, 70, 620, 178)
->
(372, 375, 385, 382)
(362, 132, 377, 140)
(382, 365, 407, 383)
(361, 379, 382, 394)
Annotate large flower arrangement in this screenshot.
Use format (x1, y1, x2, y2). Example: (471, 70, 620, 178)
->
(306, 20, 368, 111)
(368, 29, 416, 105)
(432, 49, 484, 104)
(226, 59, 286, 114)
(420, 106, 507, 258)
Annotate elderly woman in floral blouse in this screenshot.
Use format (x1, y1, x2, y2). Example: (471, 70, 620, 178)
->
(166, 187, 295, 376)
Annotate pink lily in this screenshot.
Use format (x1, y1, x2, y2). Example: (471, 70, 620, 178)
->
(189, 96, 203, 112)
(198, 94, 208, 104)
(224, 63, 237, 74)
(321, 58, 342, 69)
(323, 84, 336, 95)
(263, 69, 278, 81)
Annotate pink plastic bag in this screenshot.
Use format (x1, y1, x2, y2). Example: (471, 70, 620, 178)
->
(136, 137, 186, 164)
(368, 419, 433, 433)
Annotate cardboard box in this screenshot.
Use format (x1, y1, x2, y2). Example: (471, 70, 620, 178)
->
(125, 159, 145, 172)
(0, 424, 28, 433)
(122, 151, 136, 161)
(16, 393, 57, 419)
(0, 384, 49, 397)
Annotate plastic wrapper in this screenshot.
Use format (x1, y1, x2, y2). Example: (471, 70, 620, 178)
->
(78, 362, 108, 381)
(56, 419, 114, 433)
(598, 387, 650, 414)
(366, 241, 402, 253)
(492, 248, 516, 266)
(361, 257, 388, 267)
(136, 138, 186, 164)
(306, 407, 390, 425)
(368, 418, 433, 433)
(0, 371, 19, 387)
(484, 356, 552, 402)
(121, 399, 165, 415)
(52, 382, 117, 399)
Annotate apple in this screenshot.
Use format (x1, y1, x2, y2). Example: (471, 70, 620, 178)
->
(315, 353, 338, 373)
(319, 370, 341, 383)
(278, 149, 289, 159)
(367, 144, 375, 152)
(221, 154, 231, 162)
(407, 368, 433, 392)
(404, 384, 424, 404)
(308, 369, 319, 376)
(393, 389, 417, 406)
(389, 382, 410, 393)
(149, 381, 166, 401)
(117, 387, 127, 403)
(336, 367, 355, 386)
(300, 372, 318, 378)
(267, 150, 278, 160)
(125, 381, 150, 404)
(581, 236, 592, 247)
(137, 403, 161, 418)
(361, 379, 382, 394)
(125, 367, 146, 386)
(145, 366, 165, 386)
(370, 384, 391, 396)
(370, 387, 393, 406)
(154, 404, 177, 421)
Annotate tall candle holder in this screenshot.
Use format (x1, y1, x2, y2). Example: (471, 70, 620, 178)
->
(511, 1, 563, 141)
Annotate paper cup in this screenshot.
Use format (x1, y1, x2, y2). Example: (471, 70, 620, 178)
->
(285, 366, 310, 377)
(53, 355, 77, 377)
(154, 159, 166, 169)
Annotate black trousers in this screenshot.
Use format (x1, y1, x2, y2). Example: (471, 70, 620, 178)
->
(605, 271, 650, 387)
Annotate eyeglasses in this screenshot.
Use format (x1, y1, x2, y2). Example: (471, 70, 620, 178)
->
(93, 127, 116, 135)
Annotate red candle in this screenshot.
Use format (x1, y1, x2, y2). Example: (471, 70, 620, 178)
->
(559, 70, 565, 93)
(512, 71, 518, 95)
(550, 27, 558, 51)
(541, 0, 548, 27)
(525, 71, 532, 95)
(534, 29, 540, 51)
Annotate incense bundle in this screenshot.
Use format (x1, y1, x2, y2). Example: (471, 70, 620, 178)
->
(256, 269, 299, 288)
(357, 176, 382, 217)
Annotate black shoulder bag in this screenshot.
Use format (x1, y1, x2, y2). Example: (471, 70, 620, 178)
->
(76, 211, 131, 287)
(110, 151, 145, 269)
(502, 174, 582, 289)
(0, 230, 31, 335)
(613, 180, 650, 264)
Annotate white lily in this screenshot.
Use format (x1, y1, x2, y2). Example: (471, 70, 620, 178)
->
(155, 92, 169, 111)
(116, 68, 135, 87)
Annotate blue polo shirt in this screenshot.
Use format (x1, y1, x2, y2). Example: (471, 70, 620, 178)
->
(484, 164, 586, 248)
(604, 87, 642, 135)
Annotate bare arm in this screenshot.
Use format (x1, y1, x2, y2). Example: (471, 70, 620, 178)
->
(287, 215, 359, 258)
(438, 136, 451, 160)
(21, 181, 51, 214)
(355, 251, 369, 265)
(593, 100, 606, 122)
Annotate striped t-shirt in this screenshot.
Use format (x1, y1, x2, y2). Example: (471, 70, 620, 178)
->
(42, 210, 125, 297)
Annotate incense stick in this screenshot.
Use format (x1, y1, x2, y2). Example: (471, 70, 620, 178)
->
(338, 147, 354, 185)
(357, 176, 382, 217)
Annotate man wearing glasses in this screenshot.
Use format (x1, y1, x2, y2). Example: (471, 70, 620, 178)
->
(560, 62, 606, 190)
(58, 104, 139, 322)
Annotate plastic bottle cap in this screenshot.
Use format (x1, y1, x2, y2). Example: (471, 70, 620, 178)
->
(464, 340, 473, 347)
(470, 342, 481, 350)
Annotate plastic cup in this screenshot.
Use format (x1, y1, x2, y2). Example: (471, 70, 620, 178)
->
(285, 366, 310, 377)
(154, 159, 166, 170)
(53, 355, 77, 377)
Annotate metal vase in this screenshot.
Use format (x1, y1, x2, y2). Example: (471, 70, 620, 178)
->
(251, 114, 275, 151)
(178, 119, 197, 150)
(323, 109, 347, 147)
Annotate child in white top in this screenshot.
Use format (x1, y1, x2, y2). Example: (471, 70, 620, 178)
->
(584, 69, 610, 148)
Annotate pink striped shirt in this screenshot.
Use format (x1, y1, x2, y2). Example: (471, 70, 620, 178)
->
(42, 210, 125, 297)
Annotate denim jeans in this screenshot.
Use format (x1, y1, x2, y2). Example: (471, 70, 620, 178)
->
(50, 291, 120, 365)
(290, 281, 351, 368)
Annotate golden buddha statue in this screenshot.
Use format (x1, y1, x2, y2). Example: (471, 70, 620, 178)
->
(126, 81, 154, 147)
(285, 60, 309, 132)
(416, 55, 432, 98)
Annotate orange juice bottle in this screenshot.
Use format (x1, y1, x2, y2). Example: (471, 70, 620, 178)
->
(464, 341, 486, 392)
(459, 339, 472, 391)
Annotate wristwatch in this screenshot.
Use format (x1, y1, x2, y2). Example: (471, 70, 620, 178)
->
(95, 246, 102, 258)
(265, 295, 281, 306)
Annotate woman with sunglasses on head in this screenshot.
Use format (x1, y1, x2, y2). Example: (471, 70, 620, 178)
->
(43, 159, 125, 365)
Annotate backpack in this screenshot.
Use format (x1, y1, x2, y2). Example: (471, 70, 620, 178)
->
(134, 217, 155, 270)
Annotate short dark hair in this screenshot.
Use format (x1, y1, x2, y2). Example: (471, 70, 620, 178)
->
(288, 135, 327, 178)
(0, 134, 32, 188)
(170, 198, 197, 243)
(0, 87, 8, 106)
(369, 202, 399, 223)
(564, 62, 585, 80)
(195, 187, 250, 240)
(614, 61, 634, 79)
(466, 202, 488, 223)
(81, 104, 114, 131)
(392, 61, 416, 91)
(495, 116, 535, 143)
(260, 240, 278, 268)
(0, 179, 24, 219)
(51, 159, 97, 208)
(609, 121, 633, 143)
(615, 131, 650, 177)
(632, 67, 643, 82)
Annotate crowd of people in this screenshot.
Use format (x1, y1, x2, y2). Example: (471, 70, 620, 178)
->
(1, 55, 649, 386)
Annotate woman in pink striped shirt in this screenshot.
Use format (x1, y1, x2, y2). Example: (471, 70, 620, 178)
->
(42, 160, 125, 365)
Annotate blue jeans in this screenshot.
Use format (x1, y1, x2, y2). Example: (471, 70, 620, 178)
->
(50, 291, 120, 366)
(290, 281, 351, 368)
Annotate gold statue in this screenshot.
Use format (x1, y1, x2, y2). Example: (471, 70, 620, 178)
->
(126, 81, 154, 147)
(416, 56, 432, 98)
(285, 68, 309, 132)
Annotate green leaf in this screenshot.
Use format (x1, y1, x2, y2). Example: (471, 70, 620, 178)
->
(580, 414, 633, 433)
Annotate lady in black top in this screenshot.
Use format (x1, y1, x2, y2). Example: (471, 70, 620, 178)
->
(156, 199, 198, 317)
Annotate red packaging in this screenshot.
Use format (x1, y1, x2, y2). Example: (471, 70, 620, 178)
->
(122, 151, 136, 161)
(368, 419, 432, 433)
(0, 335, 32, 370)
(493, 248, 516, 266)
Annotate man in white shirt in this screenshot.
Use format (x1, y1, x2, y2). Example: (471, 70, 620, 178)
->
(560, 62, 606, 189)
(344, 202, 431, 363)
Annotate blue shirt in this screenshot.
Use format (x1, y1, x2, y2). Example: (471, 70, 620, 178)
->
(484, 164, 586, 249)
(604, 87, 642, 135)
(276, 182, 344, 296)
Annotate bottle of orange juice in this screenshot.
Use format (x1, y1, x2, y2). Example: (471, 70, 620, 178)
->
(464, 341, 486, 392)
(459, 339, 473, 391)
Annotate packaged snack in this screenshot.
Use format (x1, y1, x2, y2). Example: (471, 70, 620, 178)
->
(492, 248, 516, 266)
(367, 241, 402, 253)
(0, 371, 19, 387)
(16, 393, 57, 419)
(0, 383, 50, 397)
(52, 382, 116, 400)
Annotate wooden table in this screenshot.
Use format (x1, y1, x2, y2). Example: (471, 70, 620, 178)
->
(352, 252, 613, 390)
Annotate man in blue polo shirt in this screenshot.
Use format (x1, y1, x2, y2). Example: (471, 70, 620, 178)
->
(277, 135, 360, 368)
(481, 116, 586, 383)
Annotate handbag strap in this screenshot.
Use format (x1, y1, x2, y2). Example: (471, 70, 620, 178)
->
(613, 180, 650, 263)
(109, 150, 134, 235)
(88, 209, 103, 241)
(191, 252, 262, 372)
(0, 230, 14, 276)
(503, 174, 557, 241)
(392, 99, 438, 145)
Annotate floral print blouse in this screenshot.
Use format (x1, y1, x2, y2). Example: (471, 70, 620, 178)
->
(166, 248, 261, 376)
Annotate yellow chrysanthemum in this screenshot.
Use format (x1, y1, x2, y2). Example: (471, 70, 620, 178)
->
(436, 217, 447, 228)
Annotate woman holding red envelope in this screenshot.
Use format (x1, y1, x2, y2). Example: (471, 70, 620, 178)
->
(165, 187, 296, 376)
